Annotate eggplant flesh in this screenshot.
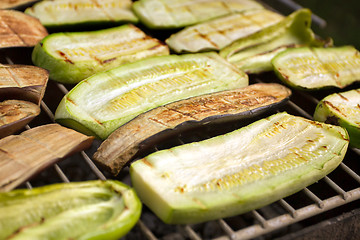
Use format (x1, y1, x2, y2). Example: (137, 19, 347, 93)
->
(130, 112, 349, 224)
(54, 52, 248, 139)
(314, 89, 360, 148)
(94, 83, 291, 175)
(272, 46, 360, 90)
(32, 24, 169, 84)
(0, 180, 141, 240)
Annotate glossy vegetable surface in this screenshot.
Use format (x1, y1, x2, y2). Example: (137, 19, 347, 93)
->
(0, 180, 142, 240)
(131, 112, 349, 224)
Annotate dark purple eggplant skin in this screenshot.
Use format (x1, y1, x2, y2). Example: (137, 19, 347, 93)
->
(93, 83, 292, 175)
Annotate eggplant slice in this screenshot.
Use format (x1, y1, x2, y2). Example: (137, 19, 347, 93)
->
(32, 24, 169, 84)
(94, 83, 291, 175)
(314, 89, 360, 148)
(0, 100, 40, 138)
(0, 10, 47, 48)
(130, 112, 349, 224)
(0, 64, 49, 105)
(0, 124, 94, 192)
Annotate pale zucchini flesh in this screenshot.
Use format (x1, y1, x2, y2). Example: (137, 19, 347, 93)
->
(272, 46, 360, 90)
(25, 0, 138, 28)
(54, 52, 248, 139)
(32, 24, 169, 84)
(0, 180, 142, 240)
(219, 8, 324, 74)
(314, 89, 360, 148)
(130, 112, 349, 224)
(132, 0, 264, 29)
(166, 9, 284, 53)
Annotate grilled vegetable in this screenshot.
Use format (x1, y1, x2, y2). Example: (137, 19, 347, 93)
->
(0, 10, 47, 48)
(0, 180, 141, 240)
(166, 9, 283, 53)
(219, 8, 323, 74)
(0, 64, 49, 105)
(132, 0, 264, 29)
(272, 46, 360, 90)
(94, 83, 291, 175)
(314, 89, 360, 148)
(0, 100, 40, 138)
(25, 0, 138, 29)
(0, 124, 94, 192)
(130, 112, 349, 224)
(32, 24, 169, 84)
(55, 52, 248, 139)
(0, 0, 38, 9)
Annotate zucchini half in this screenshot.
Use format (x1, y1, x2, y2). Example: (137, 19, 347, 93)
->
(0, 180, 141, 240)
(272, 46, 360, 90)
(130, 112, 349, 224)
(32, 24, 169, 84)
(132, 0, 264, 29)
(166, 9, 283, 53)
(54, 52, 248, 139)
(25, 0, 138, 29)
(314, 89, 360, 148)
(219, 8, 324, 74)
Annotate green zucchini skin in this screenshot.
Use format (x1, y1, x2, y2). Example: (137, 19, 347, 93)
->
(314, 89, 360, 148)
(32, 24, 169, 84)
(0, 180, 142, 240)
(54, 52, 248, 139)
(219, 8, 324, 74)
(130, 112, 349, 224)
(24, 0, 138, 29)
(272, 46, 360, 90)
(132, 0, 264, 29)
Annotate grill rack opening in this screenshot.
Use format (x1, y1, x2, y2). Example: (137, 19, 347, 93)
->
(1, 0, 360, 239)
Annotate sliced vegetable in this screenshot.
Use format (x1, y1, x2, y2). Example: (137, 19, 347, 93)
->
(0, 180, 141, 240)
(0, 64, 49, 105)
(166, 9, 283, 53)
(132, 0, 264, 29)
(314, 89, 360, 148)
(219, 8, 324, 74)
(0, 100, 40, 138)
(54, 52, 248, 139)
(272, 46, 360, 90)
(0, 124, 94, 192)
(32, 24, 169, 84)
(94, 83, 291, 175)
(0, 10, 47, 48)
(130, 112, 349, 224)
(25, 0, 138, 28)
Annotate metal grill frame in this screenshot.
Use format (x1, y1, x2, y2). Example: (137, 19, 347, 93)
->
(1, 0, 360, 239)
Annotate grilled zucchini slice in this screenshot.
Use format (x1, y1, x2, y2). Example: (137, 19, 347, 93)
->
(54, 52, 248, 139)
(166, 9, 283, 53)
(314, 89, 360, 148)
(132, 0, 264, 29)
(32, 24, 169, 84)
(219, 8, 323, 74)
(25, 0, 138, 29)
(272, 46, 360, 90)
(0, 180, 141, 240)
(130, 112, 349, 224)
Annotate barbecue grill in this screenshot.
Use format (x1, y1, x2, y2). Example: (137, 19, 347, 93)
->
(1, 0, 360, 239)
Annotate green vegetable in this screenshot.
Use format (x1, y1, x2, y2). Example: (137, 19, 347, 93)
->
(54, 52, 248, 139)
(25, 0, 138, 29)
(272, 46, 360, 90)
(0, 180, 142, 240)
(32, 24, 169, 84)
(219, 8, 324, 74)
(132, 0, 264, 29)
(314, 89, 360, 148)
(130, 112, 349, 224)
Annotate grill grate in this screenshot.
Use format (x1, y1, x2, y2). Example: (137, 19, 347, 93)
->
(2, 1, 360, 239)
